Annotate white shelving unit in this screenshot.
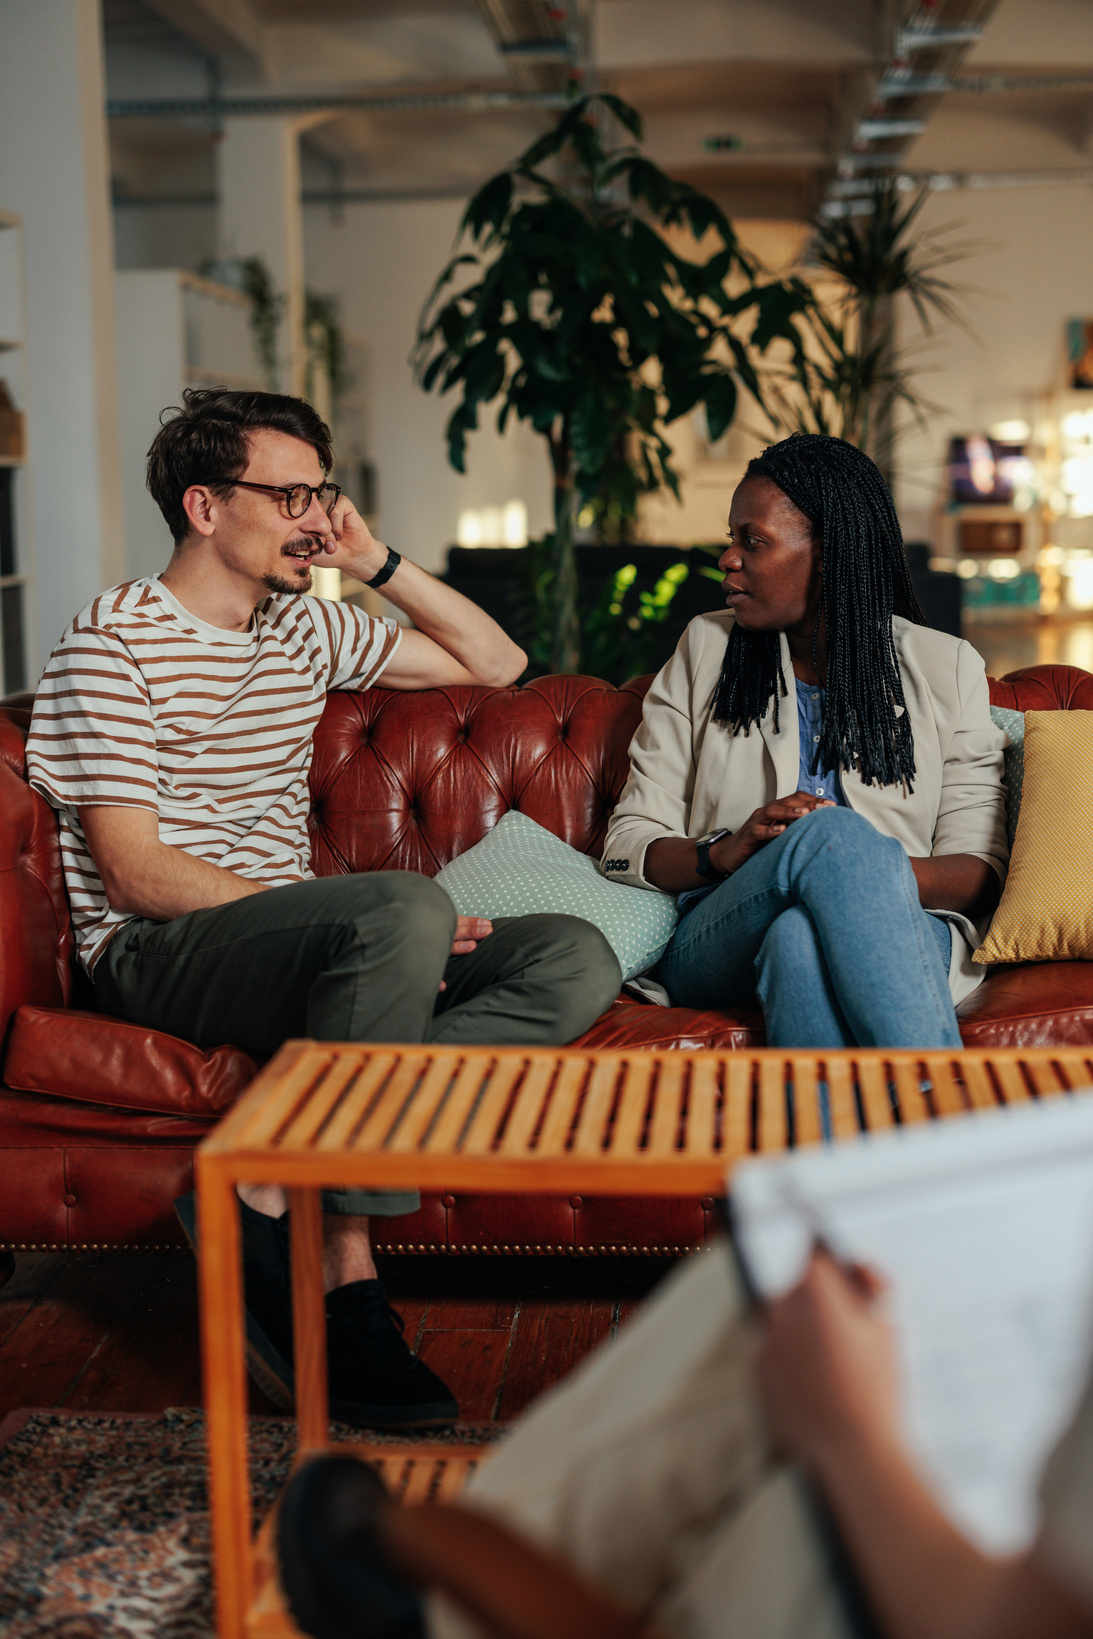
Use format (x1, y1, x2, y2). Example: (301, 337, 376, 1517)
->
(115, 270, 266, 581)
(0, 210, 33, 694)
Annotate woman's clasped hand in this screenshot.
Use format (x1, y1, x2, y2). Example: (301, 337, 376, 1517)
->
(708, 792, 835, 877)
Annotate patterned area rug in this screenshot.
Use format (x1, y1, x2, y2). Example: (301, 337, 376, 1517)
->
(0, 1409, 501, 1639)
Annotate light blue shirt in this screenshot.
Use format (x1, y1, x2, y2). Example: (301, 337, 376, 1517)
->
(795, 677, 847, 806)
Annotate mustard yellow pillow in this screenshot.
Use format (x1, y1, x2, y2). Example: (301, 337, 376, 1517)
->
(975, 710, 1093, 964)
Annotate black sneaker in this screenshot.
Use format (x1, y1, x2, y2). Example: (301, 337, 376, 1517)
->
(326, 1280, 458, 1430)
(174, 1190, 295, 1410)
(277, 1454, 426, 1639)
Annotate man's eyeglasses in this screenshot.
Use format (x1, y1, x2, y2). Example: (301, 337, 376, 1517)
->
(218, 479, 342, 519)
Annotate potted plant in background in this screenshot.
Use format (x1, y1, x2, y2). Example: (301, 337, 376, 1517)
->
(761, 178, 970, 486)
(414, 92, 810, 674)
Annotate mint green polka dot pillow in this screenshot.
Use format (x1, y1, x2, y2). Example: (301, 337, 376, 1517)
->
(435, 809, 678, 981)
(989, 705, 1025, 853)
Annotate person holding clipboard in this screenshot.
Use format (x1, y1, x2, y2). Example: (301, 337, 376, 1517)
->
(274, 1232, 1093, 1639)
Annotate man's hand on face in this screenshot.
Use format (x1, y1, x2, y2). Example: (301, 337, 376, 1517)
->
(437, 917, 494, 992)
(317, 495, 389, 584)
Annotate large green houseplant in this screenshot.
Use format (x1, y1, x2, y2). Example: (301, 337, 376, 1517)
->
(763, 179, 969, 483)
(414, 93, 809, 673)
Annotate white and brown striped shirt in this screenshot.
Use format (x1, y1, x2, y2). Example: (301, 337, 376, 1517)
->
(27, 576, 400, 973)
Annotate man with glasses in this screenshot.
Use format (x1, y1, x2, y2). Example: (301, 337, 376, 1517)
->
(26, 387, 621, 1430)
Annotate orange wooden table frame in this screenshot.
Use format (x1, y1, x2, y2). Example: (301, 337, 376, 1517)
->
(195, 1039, 1093, 1639)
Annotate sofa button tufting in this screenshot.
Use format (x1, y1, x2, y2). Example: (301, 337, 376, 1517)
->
(569, 1195, 583, 1210)
(63, 1193, 77, 1207)
(442, 1194, 456, 1209)
(701, 1197, 716, 1210)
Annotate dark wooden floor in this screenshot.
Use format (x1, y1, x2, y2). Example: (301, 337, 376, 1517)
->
(0, 1248, 676, 1426)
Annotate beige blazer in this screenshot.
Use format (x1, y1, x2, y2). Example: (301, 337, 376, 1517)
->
(601, 611, 1009, 1003)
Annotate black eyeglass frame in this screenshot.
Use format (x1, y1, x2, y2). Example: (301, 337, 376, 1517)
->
(215, 478, 342, 519)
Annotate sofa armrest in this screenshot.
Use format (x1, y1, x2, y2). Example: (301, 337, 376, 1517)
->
(4, 1005, 258, 1119)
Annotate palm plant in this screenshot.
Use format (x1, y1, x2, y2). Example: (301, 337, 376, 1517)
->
(413, 92, 809, 673)
(763, 180, 970, 480)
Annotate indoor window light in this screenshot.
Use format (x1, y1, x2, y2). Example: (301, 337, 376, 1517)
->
(457, 509, 484, 547)
(502, 500, 528, 546)
(1065, 553, 1093, 611)
(456, 500, 528, 548)
(989, 419, 1031, 443)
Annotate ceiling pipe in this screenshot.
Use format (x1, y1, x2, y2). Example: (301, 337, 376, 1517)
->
(823, 165, 1093, 212)
(881, 71, 1093, 97)
(106, 87, 568, 120)
(898, 24, 983, 49)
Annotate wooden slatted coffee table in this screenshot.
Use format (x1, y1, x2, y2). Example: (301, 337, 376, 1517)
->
(196, 1040, 1093, 1639)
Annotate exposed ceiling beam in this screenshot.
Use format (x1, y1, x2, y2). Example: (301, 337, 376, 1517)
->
(475, 0, 577, 93)
(138, 0, 264, 60)
(848, 0, 1006, 170)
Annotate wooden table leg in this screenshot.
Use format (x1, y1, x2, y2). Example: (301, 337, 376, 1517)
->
(289, 1186, 329, 1453)
(197, 1158, 253, 1639)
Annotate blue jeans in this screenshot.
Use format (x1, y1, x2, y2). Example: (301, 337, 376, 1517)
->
(658, 806, 961, 1049)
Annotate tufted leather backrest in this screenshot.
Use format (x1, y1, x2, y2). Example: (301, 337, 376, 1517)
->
(308, 674, 650, 876)
(987, 663, 1093, 712)
(0, 661, 1086, 1041)
(0, 698, 74, 1042)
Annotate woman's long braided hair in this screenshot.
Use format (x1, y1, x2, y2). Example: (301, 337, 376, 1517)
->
(712, 433, 924, 789)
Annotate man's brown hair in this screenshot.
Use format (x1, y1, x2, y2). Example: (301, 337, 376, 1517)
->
(146, 387, 335, 544)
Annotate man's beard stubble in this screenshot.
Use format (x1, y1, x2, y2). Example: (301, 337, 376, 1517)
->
(262, 532, 321, 596)
(262, 568, 313, 595)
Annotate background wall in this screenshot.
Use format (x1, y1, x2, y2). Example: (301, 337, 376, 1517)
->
(302, 197, 551, 574)
(111, 181, 1093, 570)
(894, 182, 1093, 542)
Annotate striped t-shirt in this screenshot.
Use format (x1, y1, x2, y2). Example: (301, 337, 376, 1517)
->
(27, 576, 400, 973)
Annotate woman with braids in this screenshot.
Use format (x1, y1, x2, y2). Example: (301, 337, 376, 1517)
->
(601, 433, 1008, 1047)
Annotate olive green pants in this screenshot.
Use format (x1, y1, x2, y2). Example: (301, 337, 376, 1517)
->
(94, 871, 621, 1217)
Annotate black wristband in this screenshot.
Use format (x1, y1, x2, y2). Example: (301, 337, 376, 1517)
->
(363, 546, 401, 589)
(695, 828, 732, 881)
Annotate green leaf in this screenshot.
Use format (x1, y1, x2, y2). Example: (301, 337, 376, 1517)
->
(598, 93, 643, 141)
(445, 400, 479, 473)
(703, 374, 738, 443)
(461, 173, 513, 242)
(750, 281, 813, 353)
(515, 101, 589, 171)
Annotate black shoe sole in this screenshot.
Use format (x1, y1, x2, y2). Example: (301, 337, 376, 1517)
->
(328, 1396, 458, 1432)
(174, 1192, 296, 1411)
(277, 1456, 425, 1639)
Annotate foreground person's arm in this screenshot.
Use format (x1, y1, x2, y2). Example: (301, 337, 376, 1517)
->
(320, 500, 526, 689)
(758, 1253, 1093, 1639)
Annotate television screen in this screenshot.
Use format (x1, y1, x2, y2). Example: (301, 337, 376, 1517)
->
(947, 436, 1026, 504)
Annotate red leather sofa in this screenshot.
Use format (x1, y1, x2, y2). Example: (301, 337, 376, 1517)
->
(2, 663, 1091, 1257)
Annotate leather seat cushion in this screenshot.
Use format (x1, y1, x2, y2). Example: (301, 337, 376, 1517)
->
(4, 1006, 258, 1119)
(575, 995, 764, 1050)
(955, 962, 1093, 1048)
